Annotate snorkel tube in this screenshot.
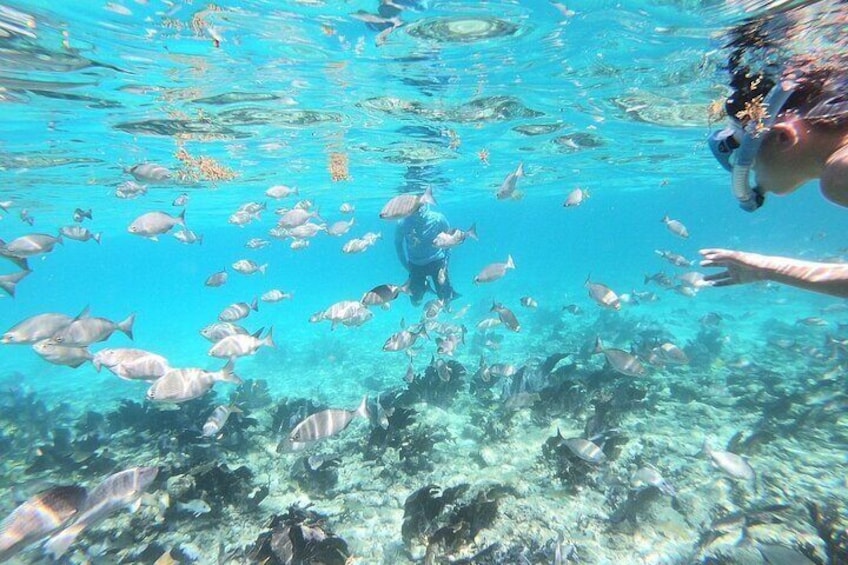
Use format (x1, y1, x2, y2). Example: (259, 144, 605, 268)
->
(731, 80, 795, 211)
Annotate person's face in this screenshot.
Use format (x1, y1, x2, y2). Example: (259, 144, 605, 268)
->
(753, 121, 816, 195)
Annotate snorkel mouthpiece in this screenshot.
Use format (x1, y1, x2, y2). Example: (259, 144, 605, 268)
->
(708, 127, 739, 172)
(729, 80, 795, 212)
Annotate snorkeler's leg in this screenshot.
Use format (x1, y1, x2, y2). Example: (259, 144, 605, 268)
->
(431, 258, 459, 303)
(408, 264, 427, 306)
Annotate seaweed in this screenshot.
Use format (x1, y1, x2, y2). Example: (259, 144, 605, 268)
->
(364, 405, 449, 476)
(397, 359, 466, 408)
(290, 455, 340, 496)
(229, 378, 273, 410)
(248, 504, 350, 565)
(402, 484, 512, 561)
(190, 462, 255, 508)
(807, 501, 848, 565)
(684, 327, 724, 368)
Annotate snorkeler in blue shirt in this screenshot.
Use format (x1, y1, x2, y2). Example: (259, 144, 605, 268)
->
(395, 205, 458, 306)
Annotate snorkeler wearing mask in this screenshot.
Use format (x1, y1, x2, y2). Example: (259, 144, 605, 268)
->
(700, 12, 848, 298)
(395, 204, 459, 306)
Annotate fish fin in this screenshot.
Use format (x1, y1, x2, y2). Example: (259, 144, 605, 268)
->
(93, 233, 102, 244)
(515, 162, 524, 177)
(466, 223, 478, 241)
(118, 313, 136, 340)
(45, 523, 86, 559)
(259, 264, 267, 275)
(593, 336, 604, 354)
(219, 360, 242, 385)
(251, 327, 265, 339)
(250, 297, 259, 311)
(177, 208, 186, 226)
(661, 214, 669, 223)
(128, 498, 142, 513)
(421, 186, 437, 206)
(356, 395, 370, 419)
(382, 303, 391, 311)
(76, 305, 91, 320)
(149, 235, 159, 242)
(263, 326, 276, 348)
(506, 255, 515, 270)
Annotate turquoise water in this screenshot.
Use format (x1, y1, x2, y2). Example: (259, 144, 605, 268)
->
(1, 1, 846, 564)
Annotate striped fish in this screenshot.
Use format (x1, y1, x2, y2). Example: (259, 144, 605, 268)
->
(287, 396, 370, 448)
(379, 186, 435, 220)
(0, 486, 87, 562)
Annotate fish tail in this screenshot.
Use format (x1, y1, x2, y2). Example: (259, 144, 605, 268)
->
(701, 438, 712, 456)
(84, 209, 92, 219)
(259, 264, 268, 275)
(198, 234, 204, 246)
(516, 162, 524, 177)
(93, 232, 102, 244)
(118, 313, 136, 340)
(466, 223, 478, 241)
(45, 523, 86, 560)
(661, 214, 669, 223)
(250, 297, 259, 312)
(218, 360, 242, 385)
(263, 327, 276, 348)
(506, 255, 515, 270)
(177, 208, 187, 226)
(356, 395, 371, 420)
(421, 185, 437, 206)
(593, 336, 604, 354)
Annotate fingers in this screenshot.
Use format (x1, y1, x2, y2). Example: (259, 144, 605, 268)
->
(703, 271, 730, 283)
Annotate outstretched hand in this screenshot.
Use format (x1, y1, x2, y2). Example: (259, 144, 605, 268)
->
(699, 248, 768, 287)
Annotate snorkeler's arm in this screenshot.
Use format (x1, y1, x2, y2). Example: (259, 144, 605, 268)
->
(394, 224, 408, 269)
(700, 248, 848, 298)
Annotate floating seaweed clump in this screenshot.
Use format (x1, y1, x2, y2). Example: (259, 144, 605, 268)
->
(402, 484, 512, 561)
(398, 359, 466, 408)
(248, 504, 350, 565)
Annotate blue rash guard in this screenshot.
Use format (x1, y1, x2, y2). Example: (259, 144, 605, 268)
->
(395, 206, 449, 267)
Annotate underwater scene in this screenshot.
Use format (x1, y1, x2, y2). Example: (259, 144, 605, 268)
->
(0, 0, 847, 563)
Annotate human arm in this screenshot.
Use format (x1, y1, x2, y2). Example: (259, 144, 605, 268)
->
(699, 248, 848, 298)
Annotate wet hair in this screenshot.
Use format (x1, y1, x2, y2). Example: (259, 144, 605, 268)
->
(723, 6, 848, 128)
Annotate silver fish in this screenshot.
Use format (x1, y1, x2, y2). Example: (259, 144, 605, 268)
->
(174, 229, 203, 245)
(339, 203, 355, 214)
(175, 499, 211, 517)
(520, 296, 538, 309)
(432, 223, 478, 249)
(238, 201, 266, 215)
(48, 313, 135, 347)
(146, 362, 241, 403)
(92, 348, 169, 381)
(208, 328, 275, 360)
(474, 255, 515, 284)
(261, 289, 293, 303)
(128, 210, 186, 240)
(59, 225, 101, 244)
(593, 337, 645, 377)
(361, 283, 408, 308)
(288, 222, 326, 239)
(436, 332, 464, 356)
(650, 342, 689, 365)
(703, 440, 755, 480)
(585, 277, 621, 310)
(128, 163, 172, 182)
(560, 432, 606, 464)
(32, 340, 92, 368)
(342, 234, 380, 254)
(172, 193, 189, 207)
(327, 217, 355, 237)
(291, 238, 310, 250)
(218, 298, 259, 322)
(228, 210, 259, 226)
(379, 186, 436, 220)
(202, 404, 242, 438)
(491, 302, 520, 332)
(0, 486, 87, 562)
(1, 310, 79, 344)
(3, 233, 62, 258)
(563, 187, 589, 207)
(630, 466, 676, 496)
(654, 249, 692, 267)
(200, 322, 249, 342)
(205, 269, 228, 287)
(115, 180, 147, 199)
(496, 162, 524, 200)
(245, 238, 270, 249)
(312, 301, 373, 329)
(72, 208, 92, 223)
(0, 270, 30, 297)
(232, 259, 267, 275)
(44, 467, 159, 559)
(476, 317, 501, 331)
(662, 215, 689, 238)
(287, 396, 370, 447)
(277, 208, 319, 229)
(265, 185, 298, 199)
(383, 321, 427, 352)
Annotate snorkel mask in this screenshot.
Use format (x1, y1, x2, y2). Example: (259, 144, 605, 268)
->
(708, 80, 796, 212)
